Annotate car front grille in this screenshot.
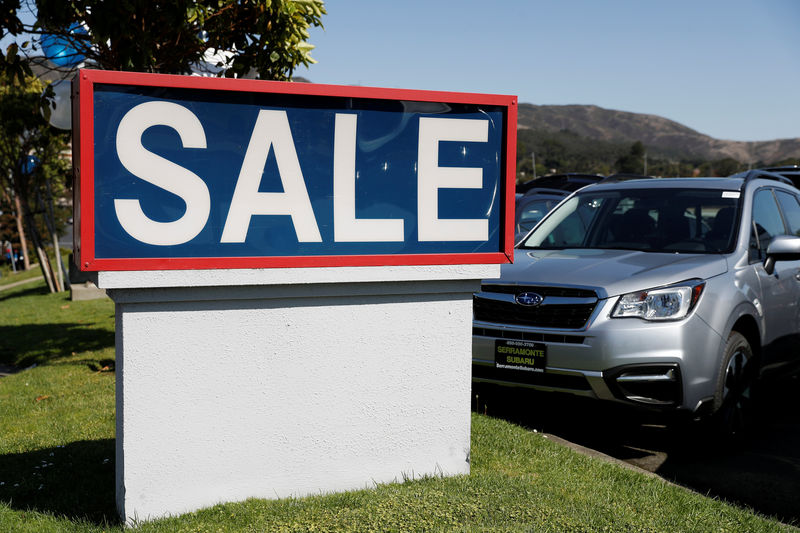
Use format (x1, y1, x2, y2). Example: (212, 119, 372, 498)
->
(472, 327, 585, 344)
(480, 284, 596, 298)
(473, 285, 598, 330)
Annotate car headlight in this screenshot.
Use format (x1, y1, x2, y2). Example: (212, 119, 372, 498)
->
(611, 280, 705, 321)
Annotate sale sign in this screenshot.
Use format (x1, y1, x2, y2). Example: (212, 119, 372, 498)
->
(72, 69, 516, 271)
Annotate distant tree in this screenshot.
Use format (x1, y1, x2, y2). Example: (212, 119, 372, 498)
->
(517, 128, 629, 176)
(0, 0, 32, 83)
(615, 141, 646, 174)
(541, 138, 566, 170)
(0, 1, 326, 288)
(593, 162, 612, 176)
(709, 158, 742, 177)
(516, 159, 533, 183)
(0, 70, 70, 291)
(515, 128, 798, 180)
(696, 161, 713, 177)
(14, 0, 326, 80)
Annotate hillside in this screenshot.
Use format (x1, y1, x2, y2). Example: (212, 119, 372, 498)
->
(517, 104, 800, 164)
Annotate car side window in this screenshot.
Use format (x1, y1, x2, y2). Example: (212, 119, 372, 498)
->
(519, 199, 556, 224)
(775, 190, 800, 236)
(749, 189, 786, 262)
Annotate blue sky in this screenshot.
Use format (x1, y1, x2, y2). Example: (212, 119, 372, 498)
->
(295, 1, 800, 142)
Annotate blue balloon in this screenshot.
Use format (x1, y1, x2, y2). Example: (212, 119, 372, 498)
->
(22, 155, 40, 176)
(40, 24, 87, 68)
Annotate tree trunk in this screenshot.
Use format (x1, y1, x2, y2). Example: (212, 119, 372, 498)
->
(40, 182, 67, 291)
(52, 231, 67, 290)
(12, 192, 31, 270)
(34, 242, 56, 293)
(19, 192, 57, 293)
(26, 220, 55, 292)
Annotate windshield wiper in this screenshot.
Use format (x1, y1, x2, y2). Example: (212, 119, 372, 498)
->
(594, 246, 655, 252)
(518, 245, 588, 251)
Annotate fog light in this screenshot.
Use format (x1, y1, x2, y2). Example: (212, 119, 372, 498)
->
(607, 365, 682, 407)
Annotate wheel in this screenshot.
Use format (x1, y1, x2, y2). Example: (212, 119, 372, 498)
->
(711, 331, 756, 438)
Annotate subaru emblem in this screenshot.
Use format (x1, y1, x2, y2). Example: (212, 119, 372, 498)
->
(515, 292, 544, 306)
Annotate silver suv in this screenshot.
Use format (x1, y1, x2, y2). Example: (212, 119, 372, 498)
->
(473, 171, 800, 430)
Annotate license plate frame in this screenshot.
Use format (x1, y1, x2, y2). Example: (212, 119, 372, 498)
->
(494, 339, 547, 373)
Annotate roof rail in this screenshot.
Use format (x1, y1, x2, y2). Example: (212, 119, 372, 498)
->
(760, 166, 800, 188)
(730, 169, 795, 187)
(763, 165, 800, 174)
(519, 187, 573, 197)
(601, 173, 656, 183)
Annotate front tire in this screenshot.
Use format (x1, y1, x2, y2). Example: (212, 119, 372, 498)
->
(711, 331, 756, 438)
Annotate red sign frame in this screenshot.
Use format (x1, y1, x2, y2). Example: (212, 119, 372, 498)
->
(72, 69, 517, 271)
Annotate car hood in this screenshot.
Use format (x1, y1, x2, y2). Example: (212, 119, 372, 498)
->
(490, 248, 729, 298)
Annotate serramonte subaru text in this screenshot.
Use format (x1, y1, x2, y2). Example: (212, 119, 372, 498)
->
(473, 171, 800, 433)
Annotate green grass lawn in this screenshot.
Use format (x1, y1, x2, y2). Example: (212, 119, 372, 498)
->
(0, 266, 42, 288)
(0, 280, 795, 532)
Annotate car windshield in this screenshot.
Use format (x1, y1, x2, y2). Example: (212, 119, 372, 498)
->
(519, 188, 741, 253)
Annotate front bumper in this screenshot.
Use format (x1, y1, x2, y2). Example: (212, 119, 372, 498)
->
(472, 298, 724, 411)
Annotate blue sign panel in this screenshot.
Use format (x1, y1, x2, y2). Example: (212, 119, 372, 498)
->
(74, 70, 516, 270)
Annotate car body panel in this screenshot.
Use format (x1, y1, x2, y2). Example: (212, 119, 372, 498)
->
(497, 249, 728, 300)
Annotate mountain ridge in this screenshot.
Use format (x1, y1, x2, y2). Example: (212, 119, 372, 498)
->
(517, 103, 800, 163)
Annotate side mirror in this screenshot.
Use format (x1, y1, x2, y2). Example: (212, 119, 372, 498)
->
(764, 235, 800, 274)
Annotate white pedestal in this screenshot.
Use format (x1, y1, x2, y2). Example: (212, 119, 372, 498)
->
(101, 264, 497, 523)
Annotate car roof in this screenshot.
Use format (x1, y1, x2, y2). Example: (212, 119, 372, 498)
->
(764, 165, 800, 174)
(762, 165, 800, 189)
(518, 187, 572, 198)
(582, 172, 797, 193)
(517, 173, 604, 194)
(585, 177, 740, 192)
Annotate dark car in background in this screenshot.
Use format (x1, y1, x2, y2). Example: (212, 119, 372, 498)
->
(764, 165, 800, 189)
(515, 174, 604, 241)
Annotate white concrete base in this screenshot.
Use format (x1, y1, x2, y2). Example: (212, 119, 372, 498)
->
(106, 265, 497, 523)
(70, 280, 107, 301)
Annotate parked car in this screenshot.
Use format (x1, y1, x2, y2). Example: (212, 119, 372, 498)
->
(516, 173, 606, 195)
(515, 191, 569, 242)
(763, 165, 800, 189)
(515, 174, 604, 241)
(474, 171, 800, 434)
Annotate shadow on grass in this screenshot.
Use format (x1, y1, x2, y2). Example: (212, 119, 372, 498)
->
(654, 376, 800, 526)
(0, 439, 119, 525)
(0, 323, 116, 368)
(475, 375, 800, 526)
(0, 284, 49, 302)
